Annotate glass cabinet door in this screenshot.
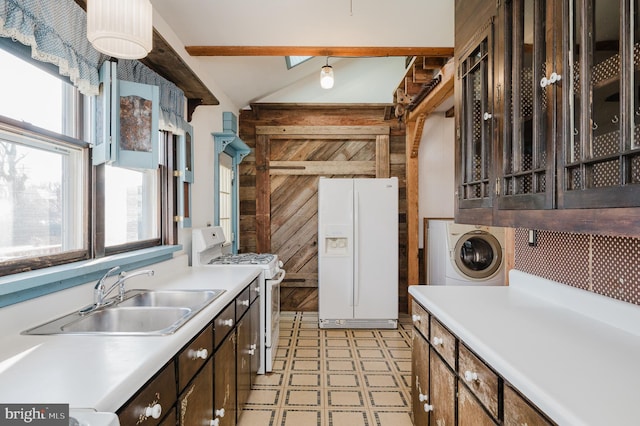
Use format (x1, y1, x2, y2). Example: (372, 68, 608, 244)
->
(499, 0, 555, 209)
(560, 0, 640, 207)
(458, 26, 494, 210)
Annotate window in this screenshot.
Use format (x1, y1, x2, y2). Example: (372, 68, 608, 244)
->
(104, 165, 159, 247)
(0, 48, 88, 272)
(285, 56, 313, 69)
(219, 152, 233, 245)
(0, 128, 86, 262)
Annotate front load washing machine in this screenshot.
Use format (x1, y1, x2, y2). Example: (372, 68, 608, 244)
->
(427, 219, 505, 286)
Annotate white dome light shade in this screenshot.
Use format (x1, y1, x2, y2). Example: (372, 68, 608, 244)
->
(320, 65, 334, 89)
(87, 0, 153, 59)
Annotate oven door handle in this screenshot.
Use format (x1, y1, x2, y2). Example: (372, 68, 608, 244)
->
(267, 269, 286, 285)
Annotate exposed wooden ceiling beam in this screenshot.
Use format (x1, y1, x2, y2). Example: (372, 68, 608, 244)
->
(185, 46, 454, 57)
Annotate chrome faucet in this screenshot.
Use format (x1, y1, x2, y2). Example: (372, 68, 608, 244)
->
(80, 267, 155, 314)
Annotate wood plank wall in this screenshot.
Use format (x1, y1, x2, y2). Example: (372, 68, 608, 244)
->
(239, 104, 409, 313)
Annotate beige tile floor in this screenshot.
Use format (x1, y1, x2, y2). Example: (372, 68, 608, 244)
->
(238, 311, 414, 426)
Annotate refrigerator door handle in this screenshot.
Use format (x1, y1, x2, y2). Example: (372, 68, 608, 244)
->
(353, 190, 359, 307)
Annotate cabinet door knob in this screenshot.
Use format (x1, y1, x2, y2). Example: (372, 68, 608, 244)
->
(215, 408, 225, 418)
(464, 370, 479, 382)
(190, 348, 208, 360)
(412, 314, 421, 323)
(432, 336, 444, 346)
(549, 72, 562, 83)
(209, 419, 220, 426)
(222, 319, 234, 327)
(423, 403, 434, 412)
(418, 393, 429, 402)
(240, 299, 250, 307)
(540, 76, 549, 88)
(144, 403, 162, 419)
(483, 112, 493, 121)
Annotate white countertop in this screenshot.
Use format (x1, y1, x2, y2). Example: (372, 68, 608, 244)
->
(409, 270, 640, 426)
(0, 255, 261, 416)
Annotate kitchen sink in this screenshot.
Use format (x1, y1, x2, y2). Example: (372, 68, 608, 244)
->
(118, 289, 225, 310)
(61, 307, 192, 334)
(22, 289, 226, 336)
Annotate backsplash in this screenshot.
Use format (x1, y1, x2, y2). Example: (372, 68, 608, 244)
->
(514, 229, 640, 306)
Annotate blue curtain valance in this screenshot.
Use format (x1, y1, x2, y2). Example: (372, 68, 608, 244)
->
(0, 0, 102, 96)
(0, 0, 186, 129)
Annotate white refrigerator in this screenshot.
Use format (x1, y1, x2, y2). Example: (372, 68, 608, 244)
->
(318, 177, 398, 329)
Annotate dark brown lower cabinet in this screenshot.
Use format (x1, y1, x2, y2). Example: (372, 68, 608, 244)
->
(158, 408, 176, 426)
(411, 300, 557, 425)
(412, 330, 431, 426)
(458, 384, 497, 426)
(236, 311, 252, 415)
(504, 384, 553, 426)
(178, 359, 213, 425)
(249, 298, 261, 385)
(430, 348, 455, 425)
(117, 361, 177, 426)
(214, 331, 237, 426)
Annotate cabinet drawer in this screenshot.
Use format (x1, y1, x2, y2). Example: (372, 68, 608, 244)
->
(411, 300, 429, 339)
(249, 277, 260, 303)
(236, 285, 252, 319)
(118, 361, 177, 426)
(177, 324, 213, 392)
(430, 317, 456, 368)
(458, 343, 499, 418)
(458, 384, 498, 426)
(504, 384, 555, 426)
(214, 301, 236, 349)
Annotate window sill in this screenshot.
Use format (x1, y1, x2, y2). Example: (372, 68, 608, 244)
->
(0, 245, 182, 308)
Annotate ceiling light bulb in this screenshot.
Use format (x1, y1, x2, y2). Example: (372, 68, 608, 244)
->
(87, 0, 153, 59)
(320, 65, 334, 89)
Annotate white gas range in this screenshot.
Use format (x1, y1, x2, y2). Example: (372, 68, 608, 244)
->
(192, 226, 285, 373)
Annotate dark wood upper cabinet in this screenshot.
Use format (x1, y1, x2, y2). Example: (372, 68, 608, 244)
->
(454, 0, 498, 225)
(455, 0, 640, 235)
(558, 0, 640, 208)
(498, 0, 557, 210)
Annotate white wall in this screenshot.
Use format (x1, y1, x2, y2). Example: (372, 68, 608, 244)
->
(153, 12, 241, 261)
(418, 110, 456, 248)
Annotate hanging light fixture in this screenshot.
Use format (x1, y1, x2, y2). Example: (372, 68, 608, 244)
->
(320, 57, 334, 89)
(87, 0, 153, 60)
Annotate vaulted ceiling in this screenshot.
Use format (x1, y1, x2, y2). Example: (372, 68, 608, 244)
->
(147, 0, 455, 111)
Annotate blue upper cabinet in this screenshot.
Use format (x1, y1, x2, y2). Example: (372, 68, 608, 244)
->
(176, 121, 194, 228)
(94, 60, 160, 170)
(93, 61, 116, 166)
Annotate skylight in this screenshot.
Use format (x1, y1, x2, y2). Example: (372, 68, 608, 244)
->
(285, 56, 313, 69)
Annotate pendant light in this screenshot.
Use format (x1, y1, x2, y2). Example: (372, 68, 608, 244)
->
(87, 0, 153, 60)
(320, 57, 334, 89)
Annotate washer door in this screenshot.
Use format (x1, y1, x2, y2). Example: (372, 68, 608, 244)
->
(453, 231, 503, 279)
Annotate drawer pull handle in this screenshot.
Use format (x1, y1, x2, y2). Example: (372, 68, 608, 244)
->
(423, 403, 434, 412)
(209, 419, 219, 426)
(222, 319, 234, 327)
(239, 299, 250, 307)
(412, 314, 421, 323)
(418, 393, 429, 402)
(464, 370, 479, 382)
(190, 348, 208, 360)
(144, 403, 162, 419)
(215, 408, 225, 418)
(432, 336, 443, 346)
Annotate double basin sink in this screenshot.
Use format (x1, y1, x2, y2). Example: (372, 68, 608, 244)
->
(23, 289, 225, 336)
